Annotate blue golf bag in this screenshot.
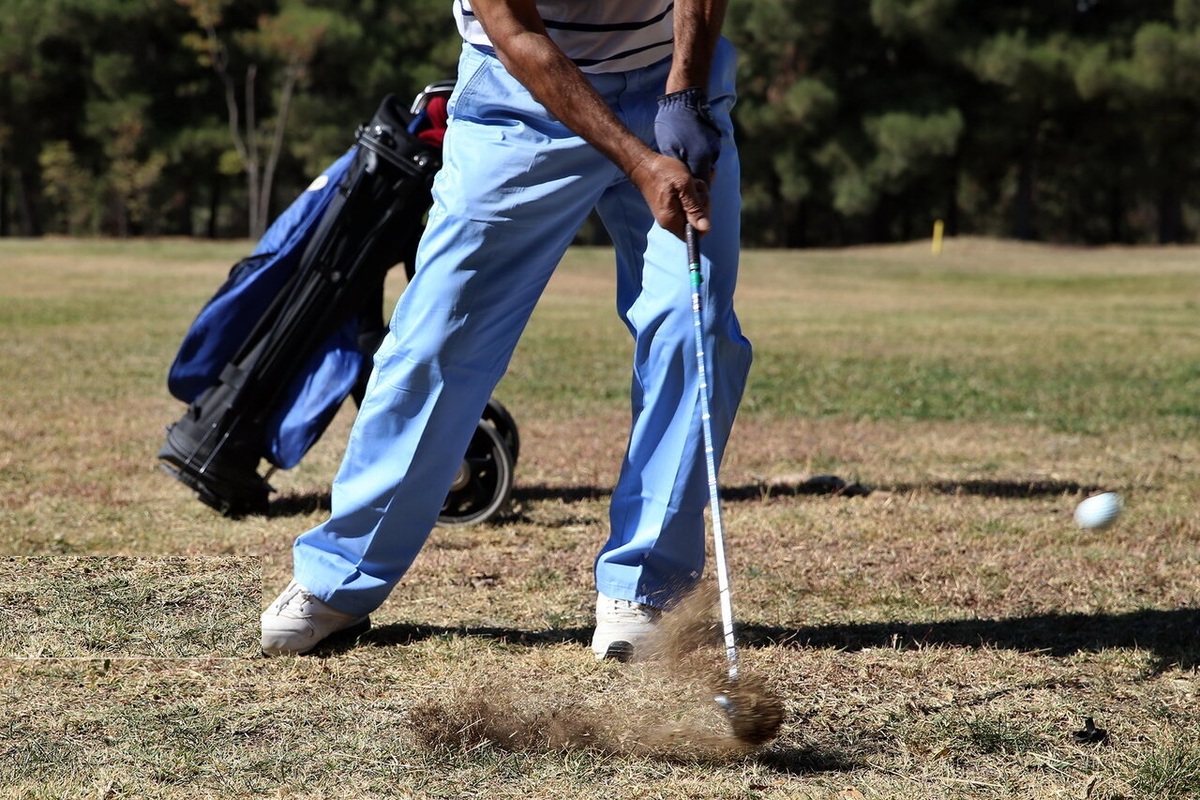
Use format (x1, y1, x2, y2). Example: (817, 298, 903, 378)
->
(159, 85, 519, 525)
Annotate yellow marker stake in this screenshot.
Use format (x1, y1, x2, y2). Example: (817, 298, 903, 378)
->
(932, 219, 944, 255)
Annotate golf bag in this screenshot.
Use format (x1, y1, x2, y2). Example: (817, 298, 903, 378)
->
(159, 84, 519, 525)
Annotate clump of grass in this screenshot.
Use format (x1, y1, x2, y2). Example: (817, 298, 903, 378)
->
(962, 716, 1045, 755)
(1129, 739, 1200, 799)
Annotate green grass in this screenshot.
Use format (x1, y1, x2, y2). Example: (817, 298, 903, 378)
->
(0, 235, 1198, 799)
(1130, 738, 1200, 798)
(732, 250, 1199, 433)
(497, 240, 1200, 438)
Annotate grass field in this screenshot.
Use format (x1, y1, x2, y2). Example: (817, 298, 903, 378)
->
(0, 236, 1198, 799)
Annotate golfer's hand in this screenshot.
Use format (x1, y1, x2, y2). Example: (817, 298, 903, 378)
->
(655, 87, 721, 181)
(630, 152, 711, 241)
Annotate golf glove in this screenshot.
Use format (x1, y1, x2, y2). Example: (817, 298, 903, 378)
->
(655, 87, 721, 179)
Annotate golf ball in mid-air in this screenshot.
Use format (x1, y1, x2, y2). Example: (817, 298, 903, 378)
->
(1074, 492, 1123, 529)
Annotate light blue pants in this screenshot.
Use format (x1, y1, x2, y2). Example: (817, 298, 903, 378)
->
(292, 39, 752, 617)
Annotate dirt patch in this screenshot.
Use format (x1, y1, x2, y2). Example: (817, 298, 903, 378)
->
(407, 589, 785, 759)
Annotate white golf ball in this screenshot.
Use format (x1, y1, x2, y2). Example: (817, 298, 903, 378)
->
(1074, 492, 1123, 529)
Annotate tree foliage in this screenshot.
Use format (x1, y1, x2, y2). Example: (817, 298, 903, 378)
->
(0, 0, 1196, 245)
(176, 0, 371, 238)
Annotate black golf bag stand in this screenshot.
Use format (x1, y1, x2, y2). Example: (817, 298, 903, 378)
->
(159, 82, 520, 526)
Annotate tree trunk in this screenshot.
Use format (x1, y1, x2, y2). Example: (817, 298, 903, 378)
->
(1157, 183, 1183, 244)
(0, 161, 8, 237)
(16, 168, 41, 236)
(256, 65, 300, 240)
(790, 199, 808, 248)
(944, 156, 960, 237)
(207, 172, 222, 239)
(1011, 141, 1037, 241)
(242, 64, 262, 240)
(1107, 180, 1122, 244)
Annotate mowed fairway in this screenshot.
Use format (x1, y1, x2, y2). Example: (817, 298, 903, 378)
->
(0, 236, 1198, 799)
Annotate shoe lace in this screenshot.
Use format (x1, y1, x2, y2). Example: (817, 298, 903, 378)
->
(273, 583, 314, 614)
(605, 598, 657, 624)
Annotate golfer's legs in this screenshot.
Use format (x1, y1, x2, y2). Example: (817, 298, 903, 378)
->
(292, 46, 609, 616)
(595, 38, 753, 606)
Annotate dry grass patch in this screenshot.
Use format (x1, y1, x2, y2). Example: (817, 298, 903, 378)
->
(0, 237, 1198, 798)
(0, 556, 259, 658)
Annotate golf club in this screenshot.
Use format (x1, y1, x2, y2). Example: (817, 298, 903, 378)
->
(685, 223, 782, 746)
(685, 222, 738, 681)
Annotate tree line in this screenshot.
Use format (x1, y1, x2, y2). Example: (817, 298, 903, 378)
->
(1, 0, 1196, 247)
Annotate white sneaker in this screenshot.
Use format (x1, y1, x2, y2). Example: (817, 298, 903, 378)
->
(260, 580, 370, 655)
(591, 592, 661, 661)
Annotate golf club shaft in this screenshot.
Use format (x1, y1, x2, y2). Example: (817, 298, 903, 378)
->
(686, 223, 739, 682)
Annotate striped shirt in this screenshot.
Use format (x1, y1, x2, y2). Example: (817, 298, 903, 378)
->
(454, 1, 675, 74)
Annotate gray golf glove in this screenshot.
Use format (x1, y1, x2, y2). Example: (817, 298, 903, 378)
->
(655, 87, 721, 179)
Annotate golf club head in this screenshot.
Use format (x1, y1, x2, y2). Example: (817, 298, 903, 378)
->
(713, 675, 785, 747)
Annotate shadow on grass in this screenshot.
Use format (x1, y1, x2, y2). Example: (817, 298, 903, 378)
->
(331, 622, 587, 654)
(756, 744, 865, 774)
(512, 476, 877, 504)
(511, 477, 1106, 502)
(267, 476, 1103, 519)
(739, 607, 1200, 674)
(884, 478, 1105, 498)
(331, 607, 1197, 674)
(268, 491, 333, 517)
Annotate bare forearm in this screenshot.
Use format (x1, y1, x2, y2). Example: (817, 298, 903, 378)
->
(468, 0, 717, 238)
(667, 0, 729, 92)
(488, 29, 656, 179)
